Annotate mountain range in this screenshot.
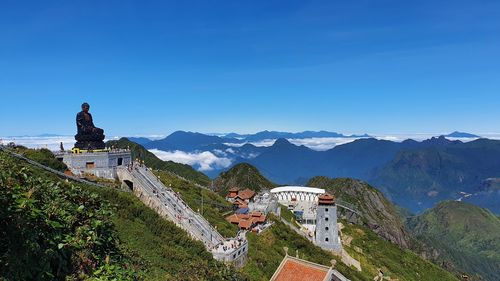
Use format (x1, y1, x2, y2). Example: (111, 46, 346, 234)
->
(138, 131, 499, 214)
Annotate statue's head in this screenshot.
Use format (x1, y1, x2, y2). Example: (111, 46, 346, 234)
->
(81, 102, 90, 113)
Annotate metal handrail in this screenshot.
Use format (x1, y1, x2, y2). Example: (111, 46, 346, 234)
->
(0, 145, 108, 189)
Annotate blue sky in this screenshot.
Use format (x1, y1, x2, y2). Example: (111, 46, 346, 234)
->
(1, 0, 499, 136)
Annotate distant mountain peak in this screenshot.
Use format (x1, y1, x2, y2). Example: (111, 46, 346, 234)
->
(272, 138, 293, 147)
(445, 131, 480, 138)
(423, 135, 458, 146)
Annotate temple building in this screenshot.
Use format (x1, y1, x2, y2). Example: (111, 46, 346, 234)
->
(226, 187, 257, 211)
(270, 250, 350, 281)
(226, 211, 267, 231)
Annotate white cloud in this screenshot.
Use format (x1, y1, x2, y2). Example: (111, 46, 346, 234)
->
(223, 142, 245, 147)
(212, 149, 228, 157)
(245, 152, 260, 159)
(149, 149, 232, 171)
(287, 137, 361, 151)
(227, 137, 361, 151)
(0, 135, 77, 151)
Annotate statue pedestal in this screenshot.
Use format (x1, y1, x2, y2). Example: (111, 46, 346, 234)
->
(62, 150, 132, 180)
(74, 132, 105, 150)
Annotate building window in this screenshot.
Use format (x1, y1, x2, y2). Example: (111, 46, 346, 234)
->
(325, 227, 329, 231)
(325, 237, 329, 242)
(325, 217, 329, 221)
(118, 158, 123, 165)
(86, 162, 95, 169)
(325, 208, 328, 212)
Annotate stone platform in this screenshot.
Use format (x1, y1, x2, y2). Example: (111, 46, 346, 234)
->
(56, 149, 131, 180)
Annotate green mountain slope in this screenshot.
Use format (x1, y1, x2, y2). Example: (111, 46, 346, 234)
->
(214, 163, 277, 195)
(407, 201, 500, 281)
(0, 150, 240, 281)
(371, 139, 500, 212)
(106, 137, 211, 186)
(307, 176, 412, 249)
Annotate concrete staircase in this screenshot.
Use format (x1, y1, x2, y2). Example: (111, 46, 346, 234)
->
(117, 164, 248, 266)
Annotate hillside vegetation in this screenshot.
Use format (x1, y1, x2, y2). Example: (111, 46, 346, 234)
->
(407, 201, 500, 281)
(214, 163, 277, 196)
(107, 138, 211, 186)
(0, 150, 240, 280)
(13, 146, 68, 172)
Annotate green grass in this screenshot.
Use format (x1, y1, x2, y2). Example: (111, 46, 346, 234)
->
(341, 221, 458, 281)
(13, 146, 68, 172)
(279, 204, 302, 228)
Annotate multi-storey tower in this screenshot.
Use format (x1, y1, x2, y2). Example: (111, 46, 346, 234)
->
(315, 193, 342, 253)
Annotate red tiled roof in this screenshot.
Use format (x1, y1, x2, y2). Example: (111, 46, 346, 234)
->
(251, 211, 263, 217)
(318, 193, 335, 205)
(253, 215, 266, 223)
(225, 212, 266, 230)
(273, 259, 329, 281)
(237, 188, 256, 200)
(238, 220, 252, 229)
(226, 214, 240, 224)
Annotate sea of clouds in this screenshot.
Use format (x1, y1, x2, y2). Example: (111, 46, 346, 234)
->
(3, 133, 500, 172)
(148, 149, 232, 171)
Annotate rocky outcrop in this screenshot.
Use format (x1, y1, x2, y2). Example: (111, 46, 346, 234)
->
(307, 176, 412, 249)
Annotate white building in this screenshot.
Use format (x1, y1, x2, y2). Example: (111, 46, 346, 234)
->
(270, 186, 326, 205)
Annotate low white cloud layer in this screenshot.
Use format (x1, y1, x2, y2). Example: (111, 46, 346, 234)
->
(4, 133, 499, 155)
(287, 137, 360, 151)
(0, 136, 79, 151)
(149, 149, 232, 171)
(224, 138, 361, 151)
